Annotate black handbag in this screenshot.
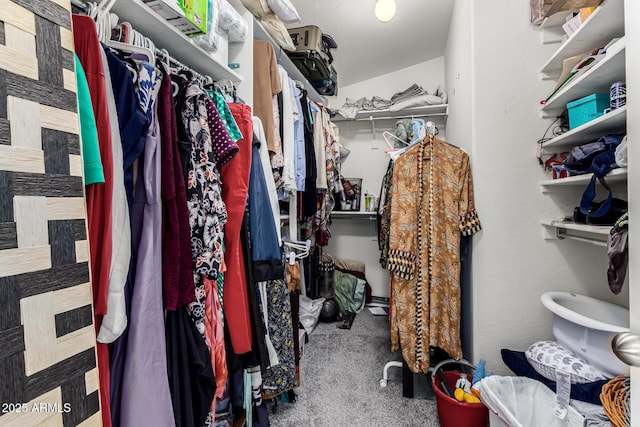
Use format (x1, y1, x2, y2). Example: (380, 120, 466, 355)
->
(574, 198, 628, 225)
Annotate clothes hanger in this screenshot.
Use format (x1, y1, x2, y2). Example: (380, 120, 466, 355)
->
(382, 131, 409, 149)
(283, 239, 311, 264)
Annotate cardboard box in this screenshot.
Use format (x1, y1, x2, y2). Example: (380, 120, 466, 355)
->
(144, 0, 208, 36)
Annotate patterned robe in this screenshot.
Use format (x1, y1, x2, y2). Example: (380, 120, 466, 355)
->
(388, 137, 481, 373)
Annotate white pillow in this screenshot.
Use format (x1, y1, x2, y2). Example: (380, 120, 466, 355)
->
(525, 341, 610, 384)
(267, 0, 300, 22)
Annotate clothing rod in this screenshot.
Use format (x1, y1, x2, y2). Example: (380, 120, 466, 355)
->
(71, 0, 89, 9)
(354, 112, 447, 121)
(556, 228, 608, 247)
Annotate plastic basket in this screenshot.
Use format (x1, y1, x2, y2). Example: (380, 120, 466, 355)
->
(432, 359, 489, 427)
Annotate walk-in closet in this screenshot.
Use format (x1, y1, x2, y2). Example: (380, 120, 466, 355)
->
(0, 0, 637, 426)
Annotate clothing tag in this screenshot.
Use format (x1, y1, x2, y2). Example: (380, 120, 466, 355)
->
(554, 369, 571, 419)
(288, 252, 296, 265)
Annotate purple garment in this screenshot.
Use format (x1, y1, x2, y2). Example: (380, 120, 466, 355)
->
(119, 101, 176, 427)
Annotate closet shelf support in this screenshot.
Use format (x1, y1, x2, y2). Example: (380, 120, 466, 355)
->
(370, 115, 377, 138)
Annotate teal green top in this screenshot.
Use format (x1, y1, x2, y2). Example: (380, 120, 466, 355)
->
(207, 89, 243, 142)
(75, 54, 105, 185)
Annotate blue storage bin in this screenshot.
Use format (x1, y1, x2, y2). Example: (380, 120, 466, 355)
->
(566, 93, 609, 129)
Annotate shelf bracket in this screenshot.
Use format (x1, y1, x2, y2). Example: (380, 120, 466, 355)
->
(370, 115, 376, 138)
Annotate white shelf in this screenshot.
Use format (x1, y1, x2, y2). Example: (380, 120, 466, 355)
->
(331, 210, 377, 220)
(541, 220, 610, 246)
(252, 21, 327, 105)
(332, 104, 449, 122)
(540, 167, 627, 187)
(539, 11, 574, 29)
(541, 40, 625, 114)
(110, 0, 242, 82)
(542, 106, 626, 152)
(540, 0, 625, 78)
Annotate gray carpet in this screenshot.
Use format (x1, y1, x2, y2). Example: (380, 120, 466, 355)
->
(269, 308, 440, 427)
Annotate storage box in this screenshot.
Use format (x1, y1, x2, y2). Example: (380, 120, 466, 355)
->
(144, 0, 208, 35)
(566, 93, 609, 129)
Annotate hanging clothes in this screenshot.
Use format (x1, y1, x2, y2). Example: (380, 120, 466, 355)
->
(299, 89, 318, 220)
(388, 137, 481, 373)
(253, 40, 282, 154)
(220, 103, 254, 355)
(158, 72, 196, 311)
(204, 276, 228, 399)
(277, 65, 297, 199)
(377, 159, 395, 269)
(104, 47, 151, 427)
(74, 54, 104, 186)
(291, 81, 306, 193)
(72, 15, 114, 427)
(181, 79, 229, 357)
(260, 278, 297, 398)
(118, 63, 176, 427)
(166, 307, 217, 427)
(253, 116, 282, 244)
(271, 94, 285, 169)
(248, 135, 284, 281)
(207, 89, 243, 142)
(96, 45, 131, 344)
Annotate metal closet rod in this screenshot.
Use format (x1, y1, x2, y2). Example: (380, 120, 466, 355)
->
(355, 112, 447, 121)
(556, 228, 608, 247)
(71, 0, 89, 9)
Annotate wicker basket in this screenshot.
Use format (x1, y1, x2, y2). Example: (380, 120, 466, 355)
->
(600, 376, 630, 427)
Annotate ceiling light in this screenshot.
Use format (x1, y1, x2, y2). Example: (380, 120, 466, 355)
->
(375, 0, 396, 23)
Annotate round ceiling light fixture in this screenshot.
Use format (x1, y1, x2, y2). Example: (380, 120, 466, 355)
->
(375, 0, 396, 23)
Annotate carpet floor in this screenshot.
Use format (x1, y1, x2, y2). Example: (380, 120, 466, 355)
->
(268, 308, 441, 427)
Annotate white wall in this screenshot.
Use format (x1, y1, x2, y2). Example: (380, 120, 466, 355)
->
(444, 0, 473, 152)
(454, 0, 630, 374)
(327, 58, 446, 298)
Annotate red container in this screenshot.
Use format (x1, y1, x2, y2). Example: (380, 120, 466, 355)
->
(432, 370, 489, 427)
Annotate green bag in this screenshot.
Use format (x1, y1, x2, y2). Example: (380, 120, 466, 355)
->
(333, 270, 366, 313)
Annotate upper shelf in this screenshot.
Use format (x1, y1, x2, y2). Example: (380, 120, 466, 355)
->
(252, 21, 327, 105)
(541, 39, 625, 114)
(542, 106, 626, 152)
(540, 0, 625, 78)
(110, 0, 242, 82)
(331, 210, 377, 220)
(332, 104, 449, 122)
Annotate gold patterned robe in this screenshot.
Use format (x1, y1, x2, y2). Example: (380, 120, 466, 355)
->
(388, 137, 481, 373)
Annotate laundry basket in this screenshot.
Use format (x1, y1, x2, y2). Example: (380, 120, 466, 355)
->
(432, 359, 489, 427)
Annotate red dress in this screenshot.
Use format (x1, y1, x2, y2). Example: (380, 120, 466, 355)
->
(72, 14, 114, 427)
